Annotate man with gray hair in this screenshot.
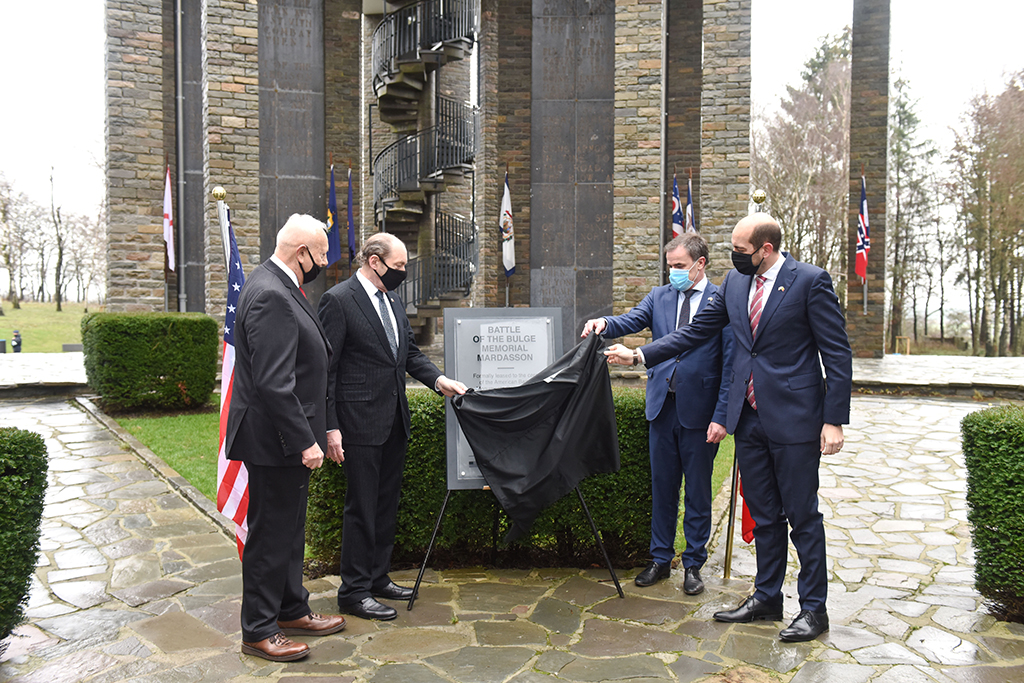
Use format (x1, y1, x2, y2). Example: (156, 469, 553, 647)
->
(225, 213, 347, 661)
(583, 232, 733, 595)
(318, 232, 467, 621)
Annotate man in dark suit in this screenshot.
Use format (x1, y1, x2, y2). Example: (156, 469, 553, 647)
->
(581, 233, 733, 595)
(606, 213, 852, 642)
(225, 214, 347, 661)
(318, 233, 467, 621)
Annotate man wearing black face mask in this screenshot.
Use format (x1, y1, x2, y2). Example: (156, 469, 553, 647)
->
(605, 213, 852, 643)
(226, 214, 346, 662)
(317, 232, 467, 621)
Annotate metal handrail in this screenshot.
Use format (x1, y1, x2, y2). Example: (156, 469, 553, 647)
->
(371, 0, 479, 90)
(373, 97, 479, 210)
(396, 210, 478, 309)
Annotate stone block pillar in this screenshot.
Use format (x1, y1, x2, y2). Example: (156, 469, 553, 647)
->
(701, 0, 750, 277)
(847, 0, 889, 358)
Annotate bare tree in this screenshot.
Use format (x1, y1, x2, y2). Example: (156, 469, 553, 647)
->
(50, 171, 67, 312)
(752, 30, 851, 302)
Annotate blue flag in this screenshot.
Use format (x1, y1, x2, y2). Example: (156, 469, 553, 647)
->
(347, 167, 356, 265)
(326, 165, 342, 267)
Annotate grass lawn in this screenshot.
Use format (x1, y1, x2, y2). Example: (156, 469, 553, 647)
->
(0, 301, 94, 352)
(119, 410, 220, 502)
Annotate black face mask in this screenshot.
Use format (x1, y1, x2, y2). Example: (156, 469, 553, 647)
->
(376, 258, 407, 291)
(731, 248, 763, 276)
(300, 247, 322, 284)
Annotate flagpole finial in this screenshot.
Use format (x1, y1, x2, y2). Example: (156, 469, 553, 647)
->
(212, 186, 227, 201)
(751, 189, 766, 206)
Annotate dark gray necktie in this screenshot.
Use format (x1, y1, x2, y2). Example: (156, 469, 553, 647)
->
(376, 290, 398, 357)
(669, 289, 696, 392)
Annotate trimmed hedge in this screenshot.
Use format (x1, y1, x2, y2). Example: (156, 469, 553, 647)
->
(0, 429, 48, 647)
(962, 405, 1024, 621)
(82, 312, 218, 411)
(307, 387, 652, 570)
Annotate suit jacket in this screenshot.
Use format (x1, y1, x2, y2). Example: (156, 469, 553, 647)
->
(225, 261, 332, 467)
(604, 281, 733, 427)
(641, 255, 852, 444)
(318, 274, 443, 446)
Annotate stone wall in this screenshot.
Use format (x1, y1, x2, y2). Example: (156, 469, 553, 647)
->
(701, 0, 751, 276)
(611, 0, 663, 343)
(106, 0, 169, 311)
(846, 0, 889, 358)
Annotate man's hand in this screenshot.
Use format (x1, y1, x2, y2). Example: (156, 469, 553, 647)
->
(707, 422, 726, 444)
(436, 375, 468, 397)
(820, 424, 844, 455)
(581, 318, 607, 338)
(301, 442, 325, 470)
(604, 343, 634, 366)
(326, 429, 344, 464)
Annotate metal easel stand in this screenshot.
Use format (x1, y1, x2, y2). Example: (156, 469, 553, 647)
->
(408, 485, 625, 610)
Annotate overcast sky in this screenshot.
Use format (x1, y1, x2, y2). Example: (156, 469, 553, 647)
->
(0, 1, 1022, 219)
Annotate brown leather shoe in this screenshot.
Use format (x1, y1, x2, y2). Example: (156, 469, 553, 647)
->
(277, 611, 346, 636)
(241, 632, 309, 661)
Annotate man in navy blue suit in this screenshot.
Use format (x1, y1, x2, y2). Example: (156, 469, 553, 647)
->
(606, 214, 852, 642)
(582, 233, 732, 595)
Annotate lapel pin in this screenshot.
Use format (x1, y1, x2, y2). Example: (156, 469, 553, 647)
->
(778, 286, 785, 292)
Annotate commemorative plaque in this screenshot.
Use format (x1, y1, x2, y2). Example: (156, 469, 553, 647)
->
(443, 308, 562, 489)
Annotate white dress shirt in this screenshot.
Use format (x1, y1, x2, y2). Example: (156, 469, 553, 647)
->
(748, 254, 786, 314)
(269, 254, 300, 289)
(356, 269, 399, 341)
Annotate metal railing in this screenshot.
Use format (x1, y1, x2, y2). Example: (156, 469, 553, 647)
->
(396, 209, 478, 309)
(371, 0, 479, 90)
(373, 97, 478, 211)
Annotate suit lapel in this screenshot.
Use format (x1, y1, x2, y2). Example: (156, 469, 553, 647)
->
(348, 277, 397, 362)
(754, 257, 796, 345)
(266, 262, 330, 349)
(728, 272, 755, 347)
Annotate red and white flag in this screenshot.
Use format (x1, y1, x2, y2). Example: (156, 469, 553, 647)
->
(855, 175, 871, 281)
(163, 166, 176, 270)
(216, 208, 249, 558)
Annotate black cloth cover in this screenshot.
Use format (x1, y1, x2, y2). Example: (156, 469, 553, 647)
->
(451, 333, 620, 542)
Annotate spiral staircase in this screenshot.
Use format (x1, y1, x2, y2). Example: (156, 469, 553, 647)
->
(370, 0, 480, 330)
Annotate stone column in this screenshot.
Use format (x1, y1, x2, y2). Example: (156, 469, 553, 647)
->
(666, 0, 703, 244)
(530, 0, 615, 350)
(847, 0, 889, 358)
(258, 0, 326, 291)
(206, 0, 260, 318)
(610, 0, 663, 337)
(700, 0, 751, 277)
(105, 0, 168, 311)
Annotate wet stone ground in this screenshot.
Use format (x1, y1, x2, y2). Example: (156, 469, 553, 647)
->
(0, 395, 1023, 682)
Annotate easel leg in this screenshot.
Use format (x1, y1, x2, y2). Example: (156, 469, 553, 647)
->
(575, 487, 624, 598)
(724, 455, 739, 580)
(410, 489, 452, 611)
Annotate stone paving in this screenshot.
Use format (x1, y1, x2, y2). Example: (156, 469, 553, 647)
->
(1, 394, 1023, 682)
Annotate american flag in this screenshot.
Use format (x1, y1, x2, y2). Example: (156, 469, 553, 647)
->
(217, 211, 249, 559)
(671, 174, 684, 238)
(856, 175, 871, 280)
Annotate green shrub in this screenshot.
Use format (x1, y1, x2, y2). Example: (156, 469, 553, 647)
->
(82, 312, 218, 412)
(307, 387, 652, 570)
(962, 405, 1024, 621)
(0, 429, 48, 646)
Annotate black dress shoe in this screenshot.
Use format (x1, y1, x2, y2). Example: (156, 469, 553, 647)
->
(713, 595, 783, 623)
(683, 566, 704, 595)
(634, 560, 671, 587)
(340, 597, 398, 621)
(372, 581, 415, 601)
(779, 609, 829, 642)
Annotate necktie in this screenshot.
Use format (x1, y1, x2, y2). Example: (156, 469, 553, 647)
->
(668, 289, 696, 392)
(376, 290, 398, 358)
(745, 275, 767, 409)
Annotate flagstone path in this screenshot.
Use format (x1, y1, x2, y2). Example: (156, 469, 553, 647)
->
(1, 394, 1023, 682)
